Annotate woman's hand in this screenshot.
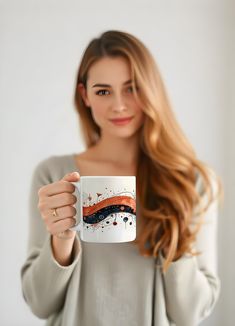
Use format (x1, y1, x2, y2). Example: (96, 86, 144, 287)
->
(37, 171, 80, 265)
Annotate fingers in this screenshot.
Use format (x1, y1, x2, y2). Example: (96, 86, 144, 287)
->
(42, 205, 77, 235)
(47, 217, 76, 235)
(50, 192, 77, 209)
(38, 192, 77, 215)
(37, 171, 80, 236)
(38, 171, 80, 197)
(38, 181, 74, 197)
(61, 171, 80, 182)
(46, 205, 77, 224)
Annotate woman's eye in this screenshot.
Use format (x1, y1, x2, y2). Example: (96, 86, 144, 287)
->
(96, 89, 110, 96)
(127, 86, 139, 93)
(95, 87, 138, 96)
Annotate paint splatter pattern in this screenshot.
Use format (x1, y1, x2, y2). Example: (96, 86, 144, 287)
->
(82, 188, 136, 232)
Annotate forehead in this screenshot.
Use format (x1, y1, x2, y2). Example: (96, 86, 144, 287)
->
(87, 56, 131, 86)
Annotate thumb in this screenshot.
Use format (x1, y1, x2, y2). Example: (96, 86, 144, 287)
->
(61, 171, 80, 182)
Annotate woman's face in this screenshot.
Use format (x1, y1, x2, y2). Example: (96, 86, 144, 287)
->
(78, 56, 145, 139)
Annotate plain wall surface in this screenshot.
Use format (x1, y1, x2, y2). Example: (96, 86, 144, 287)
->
(0, 1, 234, 325)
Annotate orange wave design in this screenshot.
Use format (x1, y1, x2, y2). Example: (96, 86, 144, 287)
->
(83, 195, 136, 216)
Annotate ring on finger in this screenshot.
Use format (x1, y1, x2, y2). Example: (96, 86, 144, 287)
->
(52, 208, 58, 217)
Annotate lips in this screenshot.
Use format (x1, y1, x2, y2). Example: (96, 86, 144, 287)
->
(109, 116, 133, 122)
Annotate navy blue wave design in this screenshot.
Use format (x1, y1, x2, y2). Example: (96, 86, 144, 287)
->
(83, 204, 136, 224)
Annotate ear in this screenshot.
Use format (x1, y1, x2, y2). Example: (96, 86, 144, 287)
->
(77, 83, 91, 107)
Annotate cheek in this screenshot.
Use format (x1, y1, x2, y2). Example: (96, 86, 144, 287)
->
(89, 103, 107, 126)
(138, 114, 145, 129)
(89, 96, 105, 113)
(135, 107, 145, 124)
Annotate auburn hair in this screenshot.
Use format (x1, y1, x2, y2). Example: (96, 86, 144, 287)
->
(73, 30, 224, 272)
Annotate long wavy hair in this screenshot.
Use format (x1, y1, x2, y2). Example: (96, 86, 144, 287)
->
(73, 30, 224, 272)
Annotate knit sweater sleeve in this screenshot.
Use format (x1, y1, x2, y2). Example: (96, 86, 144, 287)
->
(159, 169, 221, 326)
(20, 157, 82, 319)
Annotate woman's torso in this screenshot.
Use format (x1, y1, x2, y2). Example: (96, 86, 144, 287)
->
(54, 151, 158, 326)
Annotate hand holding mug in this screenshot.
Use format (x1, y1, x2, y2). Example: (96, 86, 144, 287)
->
(37, 172, 80, 240)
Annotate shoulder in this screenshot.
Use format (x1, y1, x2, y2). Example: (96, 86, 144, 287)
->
(194, 166, 219, 198)
(193, 165, 221, 218)
(32, 153, 75, 184)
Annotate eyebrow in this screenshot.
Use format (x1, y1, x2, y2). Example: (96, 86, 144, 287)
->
(92, 79, 133, 88)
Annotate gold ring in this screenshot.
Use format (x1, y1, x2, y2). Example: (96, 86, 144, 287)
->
(52, 208, 58, 217)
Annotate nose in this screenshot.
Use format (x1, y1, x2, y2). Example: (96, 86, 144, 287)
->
(111, 93, 127, 112)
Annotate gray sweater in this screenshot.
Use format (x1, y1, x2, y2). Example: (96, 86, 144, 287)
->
(20, 154, 221, 326)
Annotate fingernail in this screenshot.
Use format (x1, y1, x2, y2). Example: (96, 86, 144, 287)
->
(70, 172, 79, 177)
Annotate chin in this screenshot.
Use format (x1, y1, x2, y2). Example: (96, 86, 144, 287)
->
(110, 128, 140, 138)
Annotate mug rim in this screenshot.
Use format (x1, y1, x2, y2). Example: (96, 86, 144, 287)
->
(80, 176, 136, 178)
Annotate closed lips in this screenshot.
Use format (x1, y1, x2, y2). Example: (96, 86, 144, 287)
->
(110, 116, 133, 122)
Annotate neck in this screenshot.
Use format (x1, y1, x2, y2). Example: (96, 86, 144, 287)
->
(94, 132, 140, 168)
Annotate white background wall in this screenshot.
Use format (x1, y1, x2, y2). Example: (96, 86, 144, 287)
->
(0, 0, 234, 325)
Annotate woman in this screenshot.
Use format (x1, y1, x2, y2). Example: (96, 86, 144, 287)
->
(21, 30, 224, 326)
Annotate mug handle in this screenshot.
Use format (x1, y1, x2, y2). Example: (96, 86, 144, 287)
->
(69, 181, 82, 232)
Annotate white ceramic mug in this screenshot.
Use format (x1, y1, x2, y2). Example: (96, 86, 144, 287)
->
(69, 176, 136, 243)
